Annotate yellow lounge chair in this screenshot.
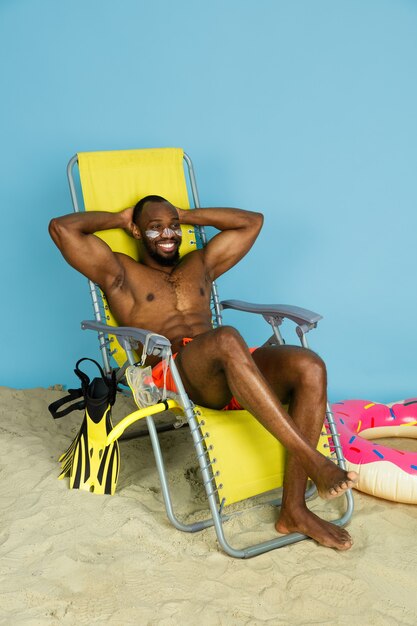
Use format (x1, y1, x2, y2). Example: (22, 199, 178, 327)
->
(62, 147, 353, 558)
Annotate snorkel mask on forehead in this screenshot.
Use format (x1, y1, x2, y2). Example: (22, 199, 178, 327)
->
(145, 226, 183, 240)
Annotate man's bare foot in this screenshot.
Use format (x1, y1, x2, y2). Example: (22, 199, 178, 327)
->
(276, 506, 353, 551)
(312, 458, 358, 501)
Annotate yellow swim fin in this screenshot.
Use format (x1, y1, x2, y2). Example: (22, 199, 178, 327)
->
(50, 358, 119, 495)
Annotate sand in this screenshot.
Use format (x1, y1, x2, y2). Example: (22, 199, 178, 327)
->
(1, 387, 417, 626)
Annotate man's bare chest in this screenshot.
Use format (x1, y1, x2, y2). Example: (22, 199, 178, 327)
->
(108, 254, 212, 325)
(136, 268, 209, 309)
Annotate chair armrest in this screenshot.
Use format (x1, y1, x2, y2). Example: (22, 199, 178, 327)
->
(220, 300, 323, 327)
(81, 320, 171, 358)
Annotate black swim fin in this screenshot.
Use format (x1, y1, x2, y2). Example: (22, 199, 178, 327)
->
(50, 358, 120, 495)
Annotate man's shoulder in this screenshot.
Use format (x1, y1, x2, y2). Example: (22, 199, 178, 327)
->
(177, 248, 208, 272)
(115, 252, 143, 267)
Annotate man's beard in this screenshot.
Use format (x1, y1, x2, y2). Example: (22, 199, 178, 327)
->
(145, 242, 180, 267)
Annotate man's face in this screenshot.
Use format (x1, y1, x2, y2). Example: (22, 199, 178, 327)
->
(137, 201, 182, 267)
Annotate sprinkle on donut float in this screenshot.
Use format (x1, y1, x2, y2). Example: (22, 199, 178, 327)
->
(331, 398, 417, 503)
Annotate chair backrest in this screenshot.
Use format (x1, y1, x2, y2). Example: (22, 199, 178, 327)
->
(68, 148, 220, 369)
(78, 148, 197, 258)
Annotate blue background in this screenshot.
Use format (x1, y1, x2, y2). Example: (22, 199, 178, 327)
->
(1, 0, 416, 402)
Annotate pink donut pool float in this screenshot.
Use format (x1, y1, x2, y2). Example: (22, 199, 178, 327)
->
(331, 398, 417, 503)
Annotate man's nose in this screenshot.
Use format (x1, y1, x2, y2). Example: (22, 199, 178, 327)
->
(161, 227, 176, 238)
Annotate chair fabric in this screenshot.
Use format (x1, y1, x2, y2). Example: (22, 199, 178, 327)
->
(197, 406, 330, 505)
(78, 148, 196, 258)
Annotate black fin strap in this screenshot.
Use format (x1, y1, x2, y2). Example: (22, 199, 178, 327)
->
(75, 357, 116, 403)
(75, 357, 106, 381)
(74, 357, 95, 395)
(48, 388, 85, 419)
(49, 358, 117, 420)
(108, 370, 117, 407)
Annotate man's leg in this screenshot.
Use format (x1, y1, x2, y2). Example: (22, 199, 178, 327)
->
(174, 326, 357, 532)
(251, 345, 353, 550)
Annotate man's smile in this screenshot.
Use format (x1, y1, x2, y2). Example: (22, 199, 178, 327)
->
(156, 241, 178, 253)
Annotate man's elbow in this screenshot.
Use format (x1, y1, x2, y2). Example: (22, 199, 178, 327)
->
(252, 211, 264, 233)
(48, 218, 59, 241)
(48, 217, 66, 247)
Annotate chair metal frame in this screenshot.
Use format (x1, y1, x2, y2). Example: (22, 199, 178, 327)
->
(66, 151, 354, 558)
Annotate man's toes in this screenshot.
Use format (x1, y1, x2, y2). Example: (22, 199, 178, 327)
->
(337, 479, 354, 492)
(337, 530, 352, 549)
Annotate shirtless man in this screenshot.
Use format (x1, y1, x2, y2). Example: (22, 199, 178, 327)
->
(49, 196, 357, 550)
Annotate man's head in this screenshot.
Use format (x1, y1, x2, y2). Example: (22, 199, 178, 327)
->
(131, 195, 182, 267)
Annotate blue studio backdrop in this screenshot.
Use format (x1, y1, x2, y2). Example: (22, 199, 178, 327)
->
(1, 0, 417, 402)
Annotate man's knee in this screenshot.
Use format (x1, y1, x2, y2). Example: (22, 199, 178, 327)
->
(296, 350, 327, 389)
(212, 326, 247, 358)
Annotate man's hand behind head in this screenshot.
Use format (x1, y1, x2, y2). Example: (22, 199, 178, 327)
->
(176, 206, 189, 224)
(120, 206, 135, 237)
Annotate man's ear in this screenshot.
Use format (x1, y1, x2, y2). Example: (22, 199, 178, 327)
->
(131, 222, 141, 240)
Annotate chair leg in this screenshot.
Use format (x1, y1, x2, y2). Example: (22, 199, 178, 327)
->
(145, 415, 216, 532)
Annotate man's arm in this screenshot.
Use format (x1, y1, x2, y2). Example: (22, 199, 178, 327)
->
(48, 209, 134, 291)
(177, 207, 263, 279)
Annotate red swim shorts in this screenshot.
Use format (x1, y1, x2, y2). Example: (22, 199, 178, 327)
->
(151, 337, 256, 411)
